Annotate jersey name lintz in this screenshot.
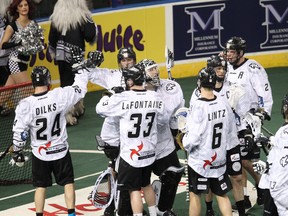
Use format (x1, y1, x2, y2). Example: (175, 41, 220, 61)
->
(122, 100, 163, 110)
(36, 103, 57, 115)
(208, 109, 226, 121)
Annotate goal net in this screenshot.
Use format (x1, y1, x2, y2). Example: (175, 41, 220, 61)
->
(0, 82, 33, 185)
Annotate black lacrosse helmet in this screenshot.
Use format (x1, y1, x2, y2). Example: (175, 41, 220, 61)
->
(117, 47, 136, 63)
(197, 67, 216, 89)
(281, 94, 288, 119)
(122, 64, 145, 86)
(207, 55, 227, 82)
(225, 36, 246, 54)
(207, 55, 226, 69)
(31, 66, 51, 87)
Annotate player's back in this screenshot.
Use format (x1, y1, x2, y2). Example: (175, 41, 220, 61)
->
(184, 96, 237, 177)
(96, 89, 165, 167)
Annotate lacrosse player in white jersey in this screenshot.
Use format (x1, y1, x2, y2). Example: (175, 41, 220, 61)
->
(10, 65, 89, 216)
(96, 64, 167, 216)
(253, 94, 288, 216)
(139, 59, 185, 216)
(224, 36, 273, 207)
(86, 47, 138, 216)
(183, 67, 239, 216)
(190, 55, 247, 216)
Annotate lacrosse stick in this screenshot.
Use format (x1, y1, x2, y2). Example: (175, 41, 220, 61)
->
(174, 107, 190, 201)
(175, 107, 189, 133)
(0, 144, 13, 162)
(244, 112, 272, 156)
(261, 125, 274, 136)
(165, 46, 174, 80)
(88, 167, 116, 209)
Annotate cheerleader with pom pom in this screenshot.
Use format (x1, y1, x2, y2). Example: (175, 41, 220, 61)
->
(0, 0, 44, 116)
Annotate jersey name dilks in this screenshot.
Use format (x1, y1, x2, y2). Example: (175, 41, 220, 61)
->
(122, 100, 163, 110)
(35, 103, 57, 115)
(208, 109, 226, 121)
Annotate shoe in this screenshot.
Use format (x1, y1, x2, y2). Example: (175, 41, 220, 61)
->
(163, 209, 177, 216)
(256, 186, 264, 206)
(232, 195, 252, 211)
(206, 209, 215, 216)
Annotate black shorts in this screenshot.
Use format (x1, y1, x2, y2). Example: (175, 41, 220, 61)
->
(32, 151, 74, 187)
(152, 150, 181, 176)
(226, 145, 242, 176)
(238, 136, 261, 160)
(188, 166, 232, 196)
(117, 157, 152, 191)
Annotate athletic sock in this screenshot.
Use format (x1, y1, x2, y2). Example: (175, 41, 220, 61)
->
(36, 213, 43, 216)
(243, 187, 248, 196)
(148, 205, 157, 216)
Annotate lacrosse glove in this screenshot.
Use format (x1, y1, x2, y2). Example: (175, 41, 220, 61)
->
(9, 151, 28, 167)
(175, 132, 185, 150)
(242, 129, 255, 152)
(102, 86, 124, 97)
(87, 50, 104, 67)
(252, 160, 269, 175)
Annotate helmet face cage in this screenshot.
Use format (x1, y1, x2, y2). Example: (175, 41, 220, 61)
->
(122, 64, 145, 87)
(139, 59, 160, 87)
(225, 36, 246, 54)
(31, 66, 51, 87)
(281, 94, 288, 119)
(117, 47, 136, 64)
(198, 67, 216, 89)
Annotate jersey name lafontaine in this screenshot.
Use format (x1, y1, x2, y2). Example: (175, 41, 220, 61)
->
(122, 100, 163, 110)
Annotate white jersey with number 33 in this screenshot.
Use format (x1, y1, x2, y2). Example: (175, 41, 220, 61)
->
(96, 90, 167, 168)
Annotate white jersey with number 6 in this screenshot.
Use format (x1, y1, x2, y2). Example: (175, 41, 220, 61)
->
(183, 96, 238, 178)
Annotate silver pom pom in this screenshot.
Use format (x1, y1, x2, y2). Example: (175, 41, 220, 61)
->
(14, 22, 45, 56)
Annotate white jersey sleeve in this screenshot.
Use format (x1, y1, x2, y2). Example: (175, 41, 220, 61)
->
(267, 124, 288, 191)
(248, 60, 273, 115)
(12, 71, 89, 161)
(155, 79, 185, 159)
(88, 67, 123, 89)
(189, 88, 201, 107)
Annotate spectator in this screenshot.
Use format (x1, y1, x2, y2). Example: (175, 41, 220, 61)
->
(0, 0, 39, 115)
(48, 0, 97, 126)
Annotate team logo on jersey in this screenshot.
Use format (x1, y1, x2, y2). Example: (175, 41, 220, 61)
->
(280, 155, 288, 167)
(38, 141, 52, 155)
(203, 152, 217, 169)
(130, 142, 143, 160)
(249, 62, 261, 70)
(165, 82, 176, 93)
